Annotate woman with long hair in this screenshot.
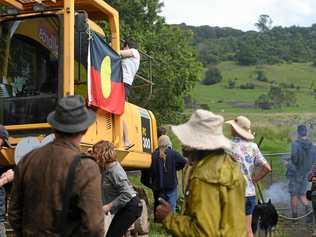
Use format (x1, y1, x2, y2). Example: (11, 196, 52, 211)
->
(151, 135, 186, 216)
(92, 140, 142, 237)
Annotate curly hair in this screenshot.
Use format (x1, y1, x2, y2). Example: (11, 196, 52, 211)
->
(91, 140, 117, 171)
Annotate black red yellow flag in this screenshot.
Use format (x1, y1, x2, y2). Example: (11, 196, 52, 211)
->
(88, 32, 125, 115)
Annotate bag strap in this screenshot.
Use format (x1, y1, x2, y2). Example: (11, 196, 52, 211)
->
(60, 155, 87, 237)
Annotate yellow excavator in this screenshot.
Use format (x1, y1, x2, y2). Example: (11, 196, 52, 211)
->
(0, 0, 157, 167)
(0, 0, 157, 234)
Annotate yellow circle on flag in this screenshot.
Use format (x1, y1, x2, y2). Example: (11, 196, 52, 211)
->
(100, 56, 112, 98)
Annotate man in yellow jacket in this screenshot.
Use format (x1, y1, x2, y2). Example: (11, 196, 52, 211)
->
(155, 110, 247, 237)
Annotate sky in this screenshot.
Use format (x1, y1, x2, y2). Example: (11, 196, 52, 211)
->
(161, 0, 316, 31)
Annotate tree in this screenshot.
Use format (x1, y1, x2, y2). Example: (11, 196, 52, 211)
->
(255, 15, 273, 32)
(268, 85, 284, 108)
(202, 66, 222, 85)
(106, 0, 203, 123)
(255, 94, 272, 110)
(236, 43, 257, 65)
(227, 79, 236, 89)
(256, 85, 297, 109)
(255, 70, 268, 82)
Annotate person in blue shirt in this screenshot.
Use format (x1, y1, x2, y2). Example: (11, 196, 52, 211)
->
(151, 135, 186, 217)
(287, 124, 315, 219)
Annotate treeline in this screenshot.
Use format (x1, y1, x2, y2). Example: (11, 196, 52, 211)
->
(177, 23, 316, 66)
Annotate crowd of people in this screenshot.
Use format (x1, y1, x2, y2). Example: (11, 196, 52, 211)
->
(0, 96, 275, 237)
(3, 93, 316, 236)
(0, 41, 315, 236)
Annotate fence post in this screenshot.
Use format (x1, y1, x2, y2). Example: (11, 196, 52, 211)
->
(270, 155, 273, 185)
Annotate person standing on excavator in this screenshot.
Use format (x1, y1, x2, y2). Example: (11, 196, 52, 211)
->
(120, 38, 140, 150)
(120, 38, 140, 100)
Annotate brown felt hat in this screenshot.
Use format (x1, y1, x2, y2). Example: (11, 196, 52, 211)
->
(47, 95, 96, 133)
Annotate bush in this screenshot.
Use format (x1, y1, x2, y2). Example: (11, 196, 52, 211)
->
(280, 82, 296, 89)
(240, 83, 255, 89)
(236, 44, 258, 65)
(255, 70, 268, 82)
(202, 66, 223, 85)
(255, 94, 272, 110)
(255, 85, 297, 109)
(184, 95, 198, 108)
(200, 104, 210, 110)
(227, 80, 236, 89)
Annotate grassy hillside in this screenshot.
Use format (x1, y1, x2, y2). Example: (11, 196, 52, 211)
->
(144, 62, 316, 236)
(191, 61, 316, 113)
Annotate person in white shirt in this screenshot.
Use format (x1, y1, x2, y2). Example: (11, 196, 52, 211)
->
(120, 38, 140, 150)
(226, 116, 271, 237)
(120, 38, 140, 99)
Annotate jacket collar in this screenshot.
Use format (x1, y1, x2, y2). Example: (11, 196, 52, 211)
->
(53, 138, 81, 152)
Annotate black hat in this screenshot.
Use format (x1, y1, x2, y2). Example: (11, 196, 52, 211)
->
(47, 95, 96, 133)
(0, 125, 13, 148)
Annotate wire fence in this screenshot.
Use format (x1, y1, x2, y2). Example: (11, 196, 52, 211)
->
(262, 152, 289, 186)
(260, 152, 315, 237)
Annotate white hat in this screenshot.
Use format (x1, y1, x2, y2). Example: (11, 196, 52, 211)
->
(226, 116, 254, 140)
(158, 135, 172, 147)
(171, 110, 231, 150)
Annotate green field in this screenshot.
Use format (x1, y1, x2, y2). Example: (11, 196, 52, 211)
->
(191, 61, 316, 113)
(141, 62, 316, 236)
(189, 61, 316, 153)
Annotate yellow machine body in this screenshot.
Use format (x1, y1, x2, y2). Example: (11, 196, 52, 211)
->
(0, 0, 157, 169)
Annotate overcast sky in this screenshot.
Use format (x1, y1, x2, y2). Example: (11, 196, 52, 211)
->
(161, 0, 316, 31)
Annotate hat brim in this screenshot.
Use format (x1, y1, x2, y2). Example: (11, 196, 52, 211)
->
(225, 120, 254, 140)
(47, 110, 96, 133)
(171, 123, 231, 151)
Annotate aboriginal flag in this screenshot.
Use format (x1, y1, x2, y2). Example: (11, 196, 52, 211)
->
(88, 32, 125, 115)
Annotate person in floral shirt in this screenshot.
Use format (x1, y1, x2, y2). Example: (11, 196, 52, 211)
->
(226, 116, 271, 237)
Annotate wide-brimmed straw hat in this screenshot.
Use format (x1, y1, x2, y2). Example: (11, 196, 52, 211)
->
(225, 116, 254, 140)
(171, 110, 231, 150)
(47, 95, 96, 133)
(0, 125, 13, 148)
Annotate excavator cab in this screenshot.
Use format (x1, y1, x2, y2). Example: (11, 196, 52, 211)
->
(0, 1, 157, 169)
(0, 16, 59, 126)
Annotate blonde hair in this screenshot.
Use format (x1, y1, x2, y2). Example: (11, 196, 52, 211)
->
(158, 135, 171, 160)
(159, 146, 167, 160)
(92, 140, 116, 171)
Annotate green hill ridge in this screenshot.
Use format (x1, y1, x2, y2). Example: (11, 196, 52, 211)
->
(191, 61, 316, 113)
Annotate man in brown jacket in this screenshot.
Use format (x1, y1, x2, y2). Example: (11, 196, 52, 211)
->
(8, 95, 104, 237)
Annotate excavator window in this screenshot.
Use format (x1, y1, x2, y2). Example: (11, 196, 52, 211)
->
(0, 16, 59, 125)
